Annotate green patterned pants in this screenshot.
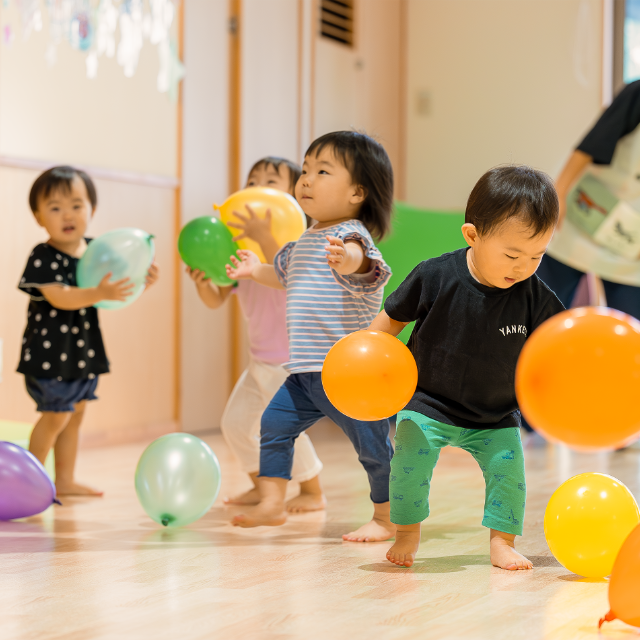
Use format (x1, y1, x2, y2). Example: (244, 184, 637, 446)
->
(390, 410, 526, 536)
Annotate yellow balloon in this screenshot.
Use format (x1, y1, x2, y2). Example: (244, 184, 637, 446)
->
(215, 187, 307, 263)
(544, 473, 640, 578)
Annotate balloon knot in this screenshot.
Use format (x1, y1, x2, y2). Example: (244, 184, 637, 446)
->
(598, 611, 616, 628)
(161, 518, 169, 526)
(53, 499, 63, 506)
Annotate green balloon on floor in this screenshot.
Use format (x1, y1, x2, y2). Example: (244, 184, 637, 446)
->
(178, 216, 238, 286)
(135, 433, 221, 527)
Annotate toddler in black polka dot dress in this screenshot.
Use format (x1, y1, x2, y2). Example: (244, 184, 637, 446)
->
(17, 166, 159, 496)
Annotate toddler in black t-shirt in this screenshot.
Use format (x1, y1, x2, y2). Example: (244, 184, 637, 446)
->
(18, 166, 159, 496)
(370, 166, 564, 570)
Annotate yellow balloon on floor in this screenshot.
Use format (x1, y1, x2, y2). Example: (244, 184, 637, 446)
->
(544, 473, 640, 578)
(215, 187, 307, 263)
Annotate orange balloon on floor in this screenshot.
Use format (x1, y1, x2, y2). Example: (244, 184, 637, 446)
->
(322, 330, 418, 421)
(600, 524, 640, 629)
(215, 187, 307, 263)
(516, 307, 640, 450)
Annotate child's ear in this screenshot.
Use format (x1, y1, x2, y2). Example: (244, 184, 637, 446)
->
(461, 223, 479, 247)
(33, 211, 45, 228)
(350, 184, 366, 205)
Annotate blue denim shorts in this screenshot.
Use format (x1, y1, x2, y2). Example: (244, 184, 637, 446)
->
(25, 375, 99, 413)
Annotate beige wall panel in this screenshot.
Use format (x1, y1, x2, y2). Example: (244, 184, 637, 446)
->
(0, 8, 178, 177)
(0, 166, 176, 445)
(406, 0, 603, 210)
(180, 0, 233, 433)
(314, 0, 403, 185)
(241, 0, 300, 170)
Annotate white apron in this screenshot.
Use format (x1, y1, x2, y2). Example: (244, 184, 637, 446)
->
(548, 125, 640, 286)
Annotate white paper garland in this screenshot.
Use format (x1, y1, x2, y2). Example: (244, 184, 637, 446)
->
(3, 0, 184, 99)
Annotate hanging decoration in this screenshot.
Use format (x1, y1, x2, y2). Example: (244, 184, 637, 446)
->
(1, 0, 183, 101)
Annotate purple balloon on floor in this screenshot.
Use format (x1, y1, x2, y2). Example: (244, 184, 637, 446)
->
(0, 442, 60, 520)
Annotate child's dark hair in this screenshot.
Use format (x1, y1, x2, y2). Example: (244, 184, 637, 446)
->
(248, 156, 301, 193)
(305, 131, 394, 241)
(29, 165, 97, 213)
(466, 165, 559, 237)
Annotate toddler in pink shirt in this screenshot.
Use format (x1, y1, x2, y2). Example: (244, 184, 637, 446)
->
(187, 157, 324, 512)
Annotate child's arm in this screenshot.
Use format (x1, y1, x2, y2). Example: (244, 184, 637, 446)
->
(187, 267, 233, 309)
(325, 235, 371, 275)
(226, 250, 284, 290)
(227, 206, 281, 264)
(369, 310, 410, 337)
(145, 262, 160, 289)
(41, 273, 135, 310)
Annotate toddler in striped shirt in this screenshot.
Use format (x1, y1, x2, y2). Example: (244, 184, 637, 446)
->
(226, 131, 396, 541)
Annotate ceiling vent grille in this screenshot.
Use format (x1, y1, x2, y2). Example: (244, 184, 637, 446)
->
(320, 0, 354, 47)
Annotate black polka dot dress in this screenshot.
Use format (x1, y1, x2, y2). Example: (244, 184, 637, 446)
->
(17, 242, 109, 380)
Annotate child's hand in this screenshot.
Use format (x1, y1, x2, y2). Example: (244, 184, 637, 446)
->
(325, 235, 347, 268)
(145, 262, 160, 288)
(226, 205, 272, 243)
(225, 250, 261, 280)
(186, 266, 211, 287)
(97, 272, 135, 301)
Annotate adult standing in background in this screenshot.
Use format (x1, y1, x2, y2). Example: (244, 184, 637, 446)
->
(538, 80, 640, 319)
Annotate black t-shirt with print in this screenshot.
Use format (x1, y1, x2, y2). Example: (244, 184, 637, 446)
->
(384, 248, 565, 430)
(577, 79, 640, 165)
(17, 242, 109, 380)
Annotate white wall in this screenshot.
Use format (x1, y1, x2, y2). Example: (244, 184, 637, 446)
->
(180, 0, 232, 433)
(406, 0, 604, 210)
(314, 0, 403, 188)
(241, 0, 300, 173)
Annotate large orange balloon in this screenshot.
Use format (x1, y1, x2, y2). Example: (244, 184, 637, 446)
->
(322, 330, 418, 421)
(215, 187, 306, 263)
(600, 524, 640, 629)
(516, 307, 640, 450)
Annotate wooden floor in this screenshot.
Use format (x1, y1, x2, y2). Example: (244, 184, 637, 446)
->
(1, 422, 639, 640)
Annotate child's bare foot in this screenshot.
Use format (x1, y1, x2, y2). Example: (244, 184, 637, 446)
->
(286, 491, 327, 513)
(55, 481, 103, 497)
(386, 527, 420, 567)
(342, 502, 395, 542)
(342, 518, 395, 542)
(490, 530, 533, 570)
(231, 502, 288, 528)
(231, 504, 287, 529)
(223, 487, 261, 506)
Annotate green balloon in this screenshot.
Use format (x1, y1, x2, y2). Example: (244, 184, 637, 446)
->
(134, 433, 221, 527)
(178, 216, 238, 286)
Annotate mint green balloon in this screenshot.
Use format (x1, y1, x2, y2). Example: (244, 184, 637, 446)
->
(77, 228, 155, 310)
(135, 433, 221, 527)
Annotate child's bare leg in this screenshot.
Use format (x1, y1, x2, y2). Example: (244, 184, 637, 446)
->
(231, 476, 288, 527)
(386, 522, 420, 567)
(224, 471, 261, 505)
(29, 411, 71, 465)
(54, 402, 103, 496)
(286, 474, 327, 512)
(342, 501, 396, 542)
(490, 529, 533, 570)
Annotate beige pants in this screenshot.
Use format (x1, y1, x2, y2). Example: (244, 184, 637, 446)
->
(220, 359, 323, 483)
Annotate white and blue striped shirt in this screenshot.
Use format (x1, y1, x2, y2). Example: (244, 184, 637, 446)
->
(274, 219, 392, 374)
